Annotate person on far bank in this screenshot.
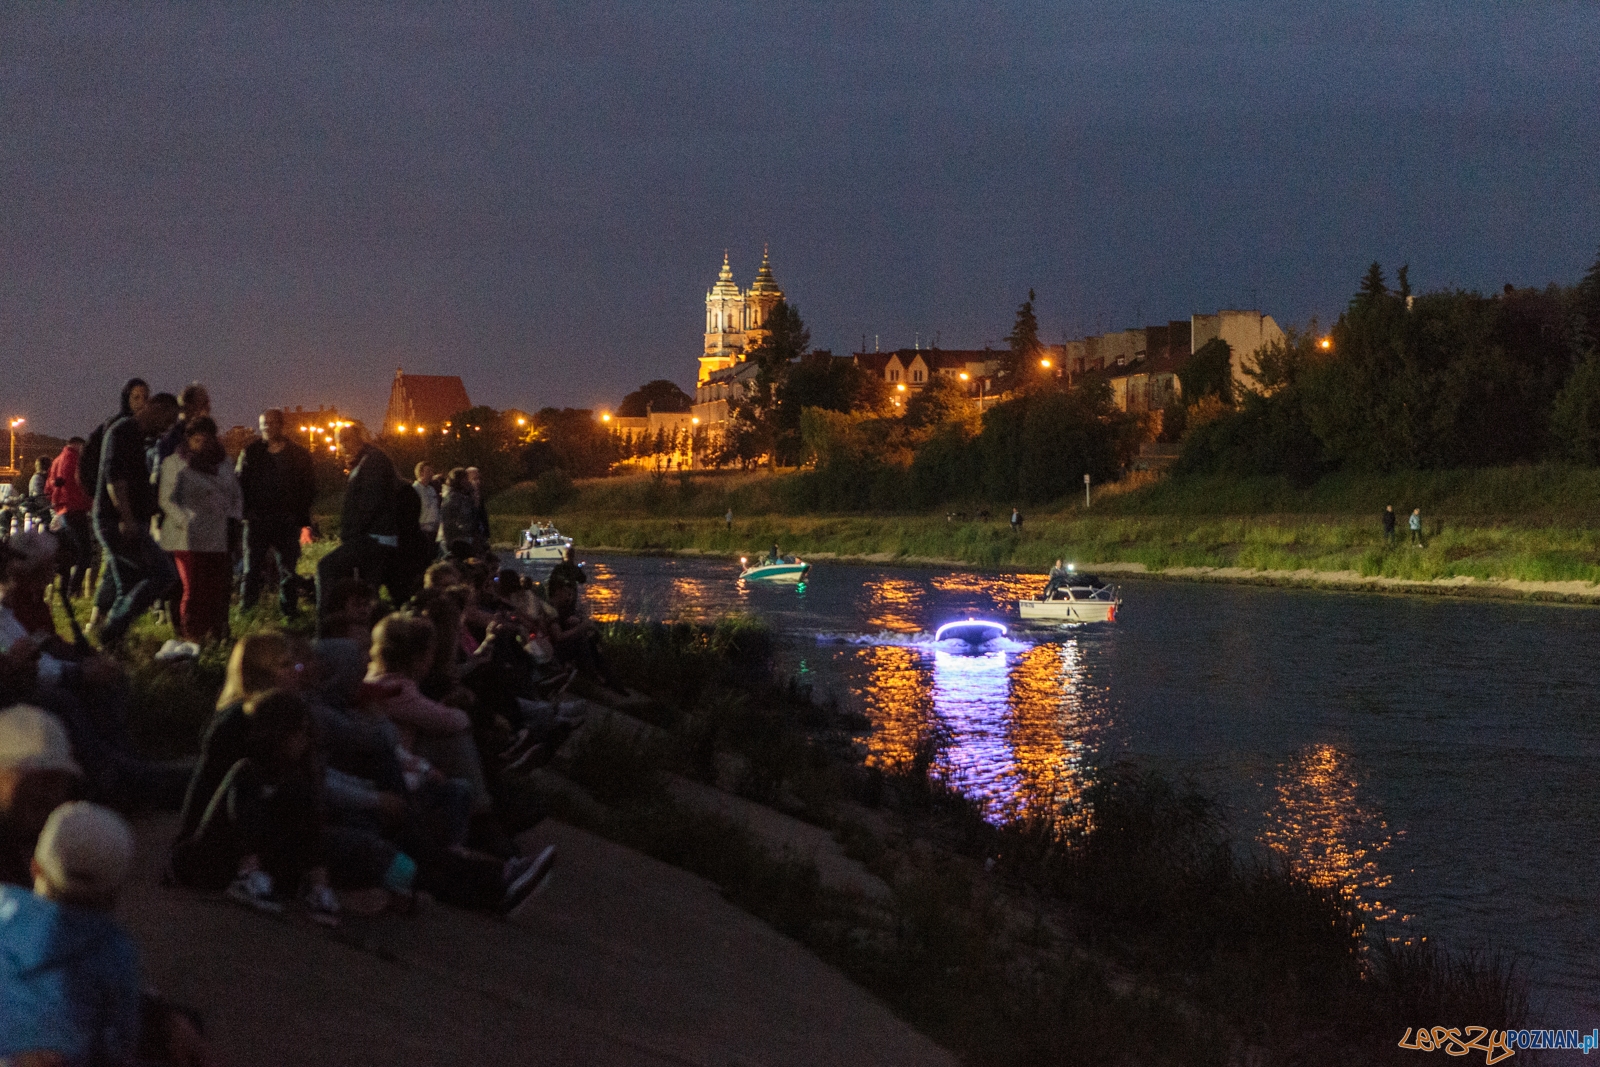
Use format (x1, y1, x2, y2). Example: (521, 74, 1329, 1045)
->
(316, 425, 399, 623)
(157, 417, 243, 643)
(93, 393, 180, 648)
(237, 408, 316, 617)
(1011, 507, 1023, 532)
(1383, 504, 1396, 546)
(47, 437, 95, 598)
(1409, 508, 1424, 547)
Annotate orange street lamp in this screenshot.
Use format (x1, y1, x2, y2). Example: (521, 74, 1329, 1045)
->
(600, 412, 612, 423)
(959, 372, 969, 381)
(896, 383, 907, 392)
(1040, 358, 1052, 369)
(7, 417, 23, 473)
(396, 424, 406, 433)
(1319, 337, 1333, 351)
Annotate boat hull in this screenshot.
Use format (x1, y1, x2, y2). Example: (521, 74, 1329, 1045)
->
(1018, 599, 1118, 623)
(934, 620, 1008, 645)
(739, 562, 810, 584)
(515, 545, 569, 561)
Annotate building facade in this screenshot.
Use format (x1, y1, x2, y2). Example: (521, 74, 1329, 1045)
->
(383, 368, 472, 436)
(699, 248, 784, 384)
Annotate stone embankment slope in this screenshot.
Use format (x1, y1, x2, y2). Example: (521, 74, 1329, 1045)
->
(120, 815, 953, 1067)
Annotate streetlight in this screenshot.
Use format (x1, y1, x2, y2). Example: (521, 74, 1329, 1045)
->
(6, 418, 23, 474)
(1319, 337, 1333, 351)
(1040, 358, 1052, 369)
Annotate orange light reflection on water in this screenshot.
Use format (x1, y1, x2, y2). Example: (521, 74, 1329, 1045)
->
(859, 634, 1101, 826)
(864, 577, 927, 632)
(1259, 743, 1400, 925)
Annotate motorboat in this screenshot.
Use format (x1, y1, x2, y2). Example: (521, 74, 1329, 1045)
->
(515, 521, 574, 561)
(738, 554, 811, 584)
(934, 618, 1008, 646)
(1017, 566, 1121, 623)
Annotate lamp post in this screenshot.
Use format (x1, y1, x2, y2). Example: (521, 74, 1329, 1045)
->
(7, 417, 23, 474)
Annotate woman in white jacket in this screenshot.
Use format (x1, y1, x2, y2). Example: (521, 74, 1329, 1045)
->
(157, 416, 242, 641)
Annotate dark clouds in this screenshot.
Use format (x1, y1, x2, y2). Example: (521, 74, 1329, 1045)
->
(2, 1, 1596, 433)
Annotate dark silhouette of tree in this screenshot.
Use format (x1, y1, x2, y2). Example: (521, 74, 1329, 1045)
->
(1358, 262, 1388, 303)
(1003, 289, 1041, 381)
(618, 379, 692, 417)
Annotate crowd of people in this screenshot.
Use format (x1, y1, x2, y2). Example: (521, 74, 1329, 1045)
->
(1, 378, 626, 1064)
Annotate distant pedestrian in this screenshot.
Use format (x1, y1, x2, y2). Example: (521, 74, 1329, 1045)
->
(237, 408, 316, 617)
(1382, 505, 1396, 545)
(466, 466, 491, 551)
(439, 467, 479, 556)
(1409, 508, 1423, 547)
(157, 416, 243, 642)
(93, 392, 180, 647)
(725, 508, 733, 531)
(1010, 507, 1023, 532)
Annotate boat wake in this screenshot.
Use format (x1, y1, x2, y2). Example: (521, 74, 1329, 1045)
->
(814, 630, 1034, 652)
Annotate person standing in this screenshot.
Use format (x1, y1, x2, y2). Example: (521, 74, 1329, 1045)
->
(725, 508, 733, 531)
(1383, 505, 1396, 546)
(26, 458, 48, 499)
(1409, 508, 1424, 547)
(157, 417, 243, 642)
(1010, 507, 1023, 533)
(465, 466, 491, 553)
(438, 468, 479, 556)
(46, 437, 94, 597)
(93, 393, 179, 647)
(315, 425, 399, 621)
(80, 379, 148, 632)
(155, 382, 211, 465)
(413, 462, 441, 546)
(236, 408, 315, 617)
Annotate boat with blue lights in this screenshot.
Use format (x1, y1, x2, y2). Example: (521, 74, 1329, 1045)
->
(934, 618, 1008, 646)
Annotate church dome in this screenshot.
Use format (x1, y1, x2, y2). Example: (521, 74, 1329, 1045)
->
(709, 252, 743, 299)
(748, 245, 782, 296)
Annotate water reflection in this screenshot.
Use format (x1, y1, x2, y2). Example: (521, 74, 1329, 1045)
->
(856, 636, 1103, 824)
(1259, 743, 1400, 924)
(864, 578, 927, 632)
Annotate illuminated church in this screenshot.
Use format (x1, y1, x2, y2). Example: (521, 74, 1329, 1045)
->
(699, 247, 784, 384)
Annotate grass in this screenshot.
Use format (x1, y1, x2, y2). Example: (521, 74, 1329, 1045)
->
(480, 466, 1600, 591)
(536, 618, 1535, 1066)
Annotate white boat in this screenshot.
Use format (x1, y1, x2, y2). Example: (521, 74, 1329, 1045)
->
(738, 554, 811, 584)
(934, 619, 1008, 646)
(515, 522, 574, 561)
(1017, 568, 1121, 623)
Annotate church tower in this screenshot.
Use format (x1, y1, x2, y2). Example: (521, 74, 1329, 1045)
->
(743, 245, 783, 353)
(699, 248, 785, 385)
(701, 252, 746, 383)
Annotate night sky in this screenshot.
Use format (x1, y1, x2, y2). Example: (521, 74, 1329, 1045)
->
(3, 2, 1597, 436)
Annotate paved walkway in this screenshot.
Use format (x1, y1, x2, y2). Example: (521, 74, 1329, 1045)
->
(121, 816, 954, 1067)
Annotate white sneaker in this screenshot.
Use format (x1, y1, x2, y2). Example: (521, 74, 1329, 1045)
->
(226, 870, 283, 914)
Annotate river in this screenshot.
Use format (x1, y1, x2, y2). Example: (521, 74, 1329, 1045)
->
(541, 551, 1600, 1022)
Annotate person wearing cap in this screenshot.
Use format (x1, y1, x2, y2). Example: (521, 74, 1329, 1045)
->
(0, 706, 84, 890)
(0, 801, 140, 1066)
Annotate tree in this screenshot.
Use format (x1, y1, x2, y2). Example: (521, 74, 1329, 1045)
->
(1576, 246, 1600, 352)
(903, 373, 969, 429)
(1178, 338, 1233, 405)
(1358, 262, 1389, 303)
(618, 379, 693, 417)
(726, 299, 811, 468)
(521, 408, 618, 478)
(1003, 289, 1042, 381)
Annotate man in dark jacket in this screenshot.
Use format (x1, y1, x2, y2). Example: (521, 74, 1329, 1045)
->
(237, 409, 316, 616)
(93, 393, 179, 647)
(316, 425, 399, 623)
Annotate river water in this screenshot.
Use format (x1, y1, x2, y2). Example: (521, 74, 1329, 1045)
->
(544, 552, 1600, 1021)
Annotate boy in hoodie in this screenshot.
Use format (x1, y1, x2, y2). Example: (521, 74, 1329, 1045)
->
(0, 800, 140, 1066)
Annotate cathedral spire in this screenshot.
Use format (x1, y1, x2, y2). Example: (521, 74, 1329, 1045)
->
(710, 250, 741, 298)
(749, 244, 780, 295)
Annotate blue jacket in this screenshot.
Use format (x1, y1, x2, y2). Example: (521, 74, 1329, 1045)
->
(0, 885, 140, 1066)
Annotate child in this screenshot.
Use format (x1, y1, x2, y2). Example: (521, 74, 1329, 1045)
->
(0, 801, 140, 1065)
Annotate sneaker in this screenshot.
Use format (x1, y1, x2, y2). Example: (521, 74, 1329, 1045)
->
(303, 883, 342, 927)
(499, 845, 556, 915)
(226, 870, 284, 914)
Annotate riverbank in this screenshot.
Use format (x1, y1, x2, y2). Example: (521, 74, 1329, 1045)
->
(489, 510, 1600, 604)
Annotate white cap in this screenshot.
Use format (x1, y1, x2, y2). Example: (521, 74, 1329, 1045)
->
(34, 801, 135, 902)
(0, 706, 83, 776)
